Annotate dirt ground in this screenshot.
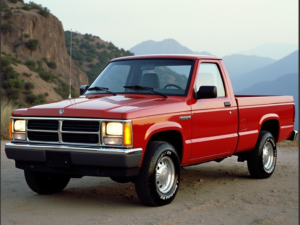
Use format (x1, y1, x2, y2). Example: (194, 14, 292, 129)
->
(1, 140, 298, 225)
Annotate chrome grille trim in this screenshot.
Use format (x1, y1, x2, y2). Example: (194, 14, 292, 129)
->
(11, 117, 132, 148)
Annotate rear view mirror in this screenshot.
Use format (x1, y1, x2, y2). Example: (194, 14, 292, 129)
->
(141, 64, 155, 70)
(196, 86, 217, 99)
(80, 85, 89, 95)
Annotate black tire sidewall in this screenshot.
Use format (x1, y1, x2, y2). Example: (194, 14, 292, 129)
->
(149, 146, 180, 204)
(24, 170, 70, 194)
(248, 131, 277, 178)
(135, 141, 181, 206)
(260, 135, 277, 174)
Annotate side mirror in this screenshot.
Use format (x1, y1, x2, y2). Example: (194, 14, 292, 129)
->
(80, 85, 89, 95)
(196, 86, 217, 99)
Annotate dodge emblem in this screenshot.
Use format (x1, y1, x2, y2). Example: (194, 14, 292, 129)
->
(59, 109, 64, 115)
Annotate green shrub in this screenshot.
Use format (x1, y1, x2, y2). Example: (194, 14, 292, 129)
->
(54, 78, 79, 99)
(22, 4, 31, 10)
(1, 56, 11, 68)
(36, 65, 55, 82)
(22, 72, 32, 77)
(26, 92, 46, 105)
(2, 66, 24, 100)
(9, 0, 18, 3)
(1, 23, 13, 34)
(28, 1, 42, 10)
(23, 33, 30, 38)
(1, 1, 9, 11)
(39, 7, 50, 18)
(25, 82, 35, 90)
(44, 92, 49, 96)
(25, 60, 36, 71)
(3, 8, 13, 19)
(47, 61, 57, 69)
(26, 39, 39, 51)
(2, 66, 18, 80)
(15, 41, 23, 47)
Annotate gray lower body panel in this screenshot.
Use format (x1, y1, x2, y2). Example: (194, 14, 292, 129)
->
(5, 143, 142, 177)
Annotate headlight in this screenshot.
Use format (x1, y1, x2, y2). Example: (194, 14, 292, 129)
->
(11, 119, 26, 141)
(106, 122, 122, 135)
(102, 121, 132, 147)
(14, 120, 26, 132)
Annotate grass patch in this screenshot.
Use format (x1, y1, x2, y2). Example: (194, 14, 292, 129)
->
(1, 100, 20, 140)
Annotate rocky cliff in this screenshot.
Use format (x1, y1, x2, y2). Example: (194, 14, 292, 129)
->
(1, 0, 88, 103)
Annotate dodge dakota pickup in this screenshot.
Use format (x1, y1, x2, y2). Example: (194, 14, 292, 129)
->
(5, 54, 298, 206)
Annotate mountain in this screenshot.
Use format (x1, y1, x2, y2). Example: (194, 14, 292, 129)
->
(222, 54, 275, 79)
(64, 32, 134, 83)
(237, 73, 299, 130)
(238, 43, 298, 60)
(231, 50, 298, 93)
(130, 39, 212, 55)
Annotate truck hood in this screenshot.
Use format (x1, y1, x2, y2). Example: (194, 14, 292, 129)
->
(12, 94, 190, 119)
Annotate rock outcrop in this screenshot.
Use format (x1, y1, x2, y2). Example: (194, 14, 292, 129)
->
(1, 1, 88, 92)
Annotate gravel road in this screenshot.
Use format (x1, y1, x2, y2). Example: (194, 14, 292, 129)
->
(1, 141, 298, 225)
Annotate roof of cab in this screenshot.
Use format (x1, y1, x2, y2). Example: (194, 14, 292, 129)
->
(111, 54, 221, 61)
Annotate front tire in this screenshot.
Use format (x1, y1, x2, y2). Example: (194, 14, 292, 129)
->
(247, 131, 277, 179)
(135, 141, 181, 206)
(24, 170, 70, 194)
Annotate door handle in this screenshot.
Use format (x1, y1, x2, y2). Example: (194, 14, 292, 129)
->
(224, 102, 231, 107)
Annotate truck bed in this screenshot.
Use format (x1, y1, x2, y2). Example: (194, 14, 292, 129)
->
(234, 95, 295, 153)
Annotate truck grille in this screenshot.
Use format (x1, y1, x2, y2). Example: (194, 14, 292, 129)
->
(62, 121, 99, 132)
(62, 133, 98, 143)
(28, 120, 59, 130)
(28, 131, 59, 142)
(26, 119, 101, 145)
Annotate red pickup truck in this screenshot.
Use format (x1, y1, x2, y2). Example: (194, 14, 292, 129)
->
(5, 54, 297, 206)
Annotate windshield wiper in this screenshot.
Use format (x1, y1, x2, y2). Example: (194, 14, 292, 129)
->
(124, 85, 167, 98)
(87, 86, 116, 96)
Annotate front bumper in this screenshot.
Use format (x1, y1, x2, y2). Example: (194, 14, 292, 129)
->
(5, 142, 142, 177)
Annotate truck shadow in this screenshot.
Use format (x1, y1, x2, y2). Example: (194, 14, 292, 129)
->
(28, 161, 252, 207)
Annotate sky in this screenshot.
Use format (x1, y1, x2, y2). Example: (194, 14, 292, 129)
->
(25, 0, 298, 56)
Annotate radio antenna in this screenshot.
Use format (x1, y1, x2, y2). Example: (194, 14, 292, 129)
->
(68, 29, 72, 99)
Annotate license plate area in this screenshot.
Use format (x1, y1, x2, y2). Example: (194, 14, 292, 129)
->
(46, 151, 71, 167)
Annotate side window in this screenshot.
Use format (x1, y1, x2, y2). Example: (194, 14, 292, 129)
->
(195, 63, 225, 97)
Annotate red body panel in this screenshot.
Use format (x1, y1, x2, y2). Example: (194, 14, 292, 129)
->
(11, 55, 296, 166)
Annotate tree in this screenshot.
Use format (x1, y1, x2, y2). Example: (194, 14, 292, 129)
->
(26, 39, 39, 51)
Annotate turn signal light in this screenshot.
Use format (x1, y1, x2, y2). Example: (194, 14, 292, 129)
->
(9, 120, 13, 140)
(123, 123, 132, 146)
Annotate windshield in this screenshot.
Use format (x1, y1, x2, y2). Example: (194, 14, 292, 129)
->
(85, 59, 194, 96)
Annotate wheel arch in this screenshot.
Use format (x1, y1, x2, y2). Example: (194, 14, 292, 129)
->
(259, 115, 280, 142)
(146, 127, 184, 163)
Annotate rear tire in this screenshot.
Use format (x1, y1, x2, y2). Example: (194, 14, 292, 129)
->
(135, 141, 181, 206)
(24, 170, 70, 194)
(247, 131, 277, 179)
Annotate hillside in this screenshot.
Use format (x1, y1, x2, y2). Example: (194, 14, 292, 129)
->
(64, 31, 134, 83)
(231, 50, 298, 93)
(222, 54, 275, 79)
(237, 73, 299, 129)
(238, 43, 298, 60)
(1, 0, 88, 106)
(129, 39, 212, 56)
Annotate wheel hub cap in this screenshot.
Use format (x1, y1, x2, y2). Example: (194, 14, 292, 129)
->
(262, 142, 274, 172)
(155, 156, 175, 194)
